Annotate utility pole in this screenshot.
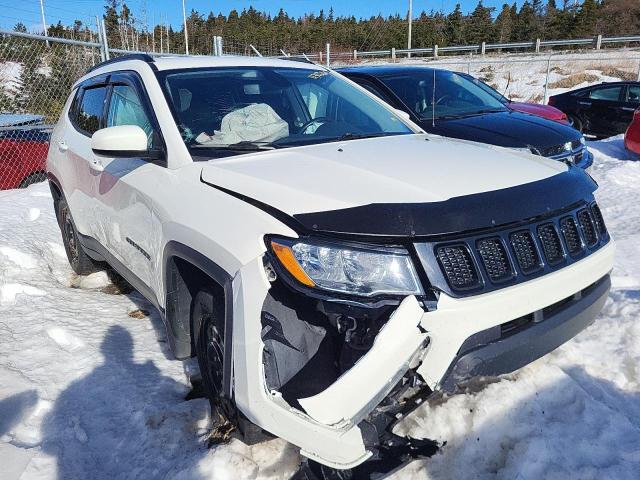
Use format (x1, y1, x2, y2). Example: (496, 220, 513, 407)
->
(39, 0, 49, 47)
(407, 0, 413, 58)
(182, 0, 189, 55)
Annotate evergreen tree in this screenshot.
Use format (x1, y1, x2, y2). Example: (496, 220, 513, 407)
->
(495, 4, 515, 42)
(446, 3, 466, 45)
(466, 1, 495, 44)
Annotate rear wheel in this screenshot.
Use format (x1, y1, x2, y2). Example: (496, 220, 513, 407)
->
(192, 286, 236, 443)
(57, 198, 101, 275)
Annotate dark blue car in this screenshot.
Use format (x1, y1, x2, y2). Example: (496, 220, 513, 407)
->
(337, 66, 592, 169)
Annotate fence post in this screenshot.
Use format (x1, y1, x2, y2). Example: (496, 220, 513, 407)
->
(391, 47, 396, 62)
(481, 41, 486, 55)
(434, 44, 438, 58)
(637, 60, 640, 81)
(353, 49, 357, 61)
(319, 50, 323, 64)
(595, 34, 602, 50)
(96, 16, 106, 62)
(213, 36, 218, 56)
(535, 38, 541, 53)
(326, 43, 330, 67)
(100, 18, 110, 61)
(543, 56, 551, 103)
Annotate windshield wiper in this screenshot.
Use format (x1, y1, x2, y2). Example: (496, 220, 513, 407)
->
(334, 132, 400, 141)
(189, 141, 277, 151)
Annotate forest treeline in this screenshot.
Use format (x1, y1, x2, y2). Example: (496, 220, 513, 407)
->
(10, 0, 640, 55)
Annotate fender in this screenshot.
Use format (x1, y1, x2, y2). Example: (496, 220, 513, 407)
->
(162, 241, 234, 397)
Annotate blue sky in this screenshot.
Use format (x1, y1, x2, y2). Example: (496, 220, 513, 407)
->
(2, 0, 530, 31)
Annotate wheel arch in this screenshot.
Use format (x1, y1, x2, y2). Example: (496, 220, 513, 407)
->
(162, 241, 235, 397)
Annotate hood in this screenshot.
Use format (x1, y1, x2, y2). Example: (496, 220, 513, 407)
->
(420, 110, 581, 150)
(508, 102, 568, 122)
(199, 134, 596, 237)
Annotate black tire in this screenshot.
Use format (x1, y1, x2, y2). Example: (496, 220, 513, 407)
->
(567, 114, 583, 133)
(19, 171, 47, 188)
(192, 286, 236, 442)
(57, 198, 101, 275)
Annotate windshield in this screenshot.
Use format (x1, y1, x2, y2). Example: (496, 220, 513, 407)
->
(158, 66, 412, 153)
(464, 75, 509, 105)
(380, 70, 507, 120)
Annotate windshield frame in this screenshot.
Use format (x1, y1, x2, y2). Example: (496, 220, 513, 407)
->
(154, 65, 419, 156)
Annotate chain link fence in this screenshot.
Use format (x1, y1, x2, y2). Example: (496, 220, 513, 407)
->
(0, 32, 100, 189)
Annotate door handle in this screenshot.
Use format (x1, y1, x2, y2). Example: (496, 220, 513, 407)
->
(89, 158, 104, 172)
(57, 140, 68, 152)
(577, 101, 592, 107)
(622, 107, 636, 112)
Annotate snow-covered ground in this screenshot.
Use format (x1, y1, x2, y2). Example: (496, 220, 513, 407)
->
(0, 137, 639, 479)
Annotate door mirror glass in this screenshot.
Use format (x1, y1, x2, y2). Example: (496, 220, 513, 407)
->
(91, 125, 149, 156)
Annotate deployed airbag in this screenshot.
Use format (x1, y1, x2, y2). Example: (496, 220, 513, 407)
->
(196, 103, 289, 145)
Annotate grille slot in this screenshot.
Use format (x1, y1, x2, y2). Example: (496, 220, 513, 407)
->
(559, 216, 583, 256)
(477, 237, 512, 283)
(590, 203, 606, 235)
(577, 209, 598, 247)
(510, 231, 541, 274)
(436, 245, 480, 290)
(537, 223, 565, 265)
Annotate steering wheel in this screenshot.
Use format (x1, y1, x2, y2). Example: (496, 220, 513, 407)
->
(435, 94, 452, 106)
(299, 117, 332, 134)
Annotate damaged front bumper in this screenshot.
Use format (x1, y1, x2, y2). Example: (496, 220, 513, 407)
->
(231, 241, 614, 470)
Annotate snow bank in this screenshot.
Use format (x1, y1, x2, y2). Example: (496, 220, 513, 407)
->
(0, 139, 639, 479)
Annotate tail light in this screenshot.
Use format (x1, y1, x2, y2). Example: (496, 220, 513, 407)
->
(548, 97, 556, 106)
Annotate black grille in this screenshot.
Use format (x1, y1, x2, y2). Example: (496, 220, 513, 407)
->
(537, 223, 564, 265)
(510, 231, 541, 274)
(560, 216, 583, 256)
(477, 237, 512, 283)
(436, 245, 480, 290)
(590, 203, 606, 235)
(577, 209, 598, 247)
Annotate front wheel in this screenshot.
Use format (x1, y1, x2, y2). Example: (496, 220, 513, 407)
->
(57, 198, 101, 275)
(567, 114, 583, 133)
(192, 286, 236, 442)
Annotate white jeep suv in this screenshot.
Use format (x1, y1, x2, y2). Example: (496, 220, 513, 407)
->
(47, 54, 614, 473)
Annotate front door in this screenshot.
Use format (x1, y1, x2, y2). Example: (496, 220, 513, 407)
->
(92, 78, 159, 290)
(581, 84, 626, 136)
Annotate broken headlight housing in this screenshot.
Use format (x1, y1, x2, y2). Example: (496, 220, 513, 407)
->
(268, 237, 424, 297)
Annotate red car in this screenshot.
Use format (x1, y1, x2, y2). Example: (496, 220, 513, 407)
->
(624, 108, 640, 155)
(507, 101, 569, 124)
(0, 114, 51, 190)
(464, 74, 569, 124)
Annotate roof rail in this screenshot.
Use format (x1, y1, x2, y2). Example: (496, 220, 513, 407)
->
(87, 53, 155, 73)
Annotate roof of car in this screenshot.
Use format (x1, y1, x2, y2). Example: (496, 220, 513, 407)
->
(336, 65, 439, 77)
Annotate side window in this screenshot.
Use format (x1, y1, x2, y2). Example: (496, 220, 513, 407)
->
(76, 86, 108, 134)
(626, 85, 640, 104)
(107, 84, 153, 147)
(588, 86, 622, 101)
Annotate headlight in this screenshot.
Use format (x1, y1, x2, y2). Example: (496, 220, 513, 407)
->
(269, 237, 424, 297)
(579, 136, 586, 146)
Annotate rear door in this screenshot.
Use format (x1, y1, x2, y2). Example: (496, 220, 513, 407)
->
(580, 84, 626, 136)
(63, 79, 110, 236)
(622, 84, 640, 129)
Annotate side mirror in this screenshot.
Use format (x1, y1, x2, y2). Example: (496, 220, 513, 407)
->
(91, 125, 155, 158)
(394, 108, 411, 121)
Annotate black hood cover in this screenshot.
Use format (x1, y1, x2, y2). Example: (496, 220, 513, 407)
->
(293, 168, 597, 238)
